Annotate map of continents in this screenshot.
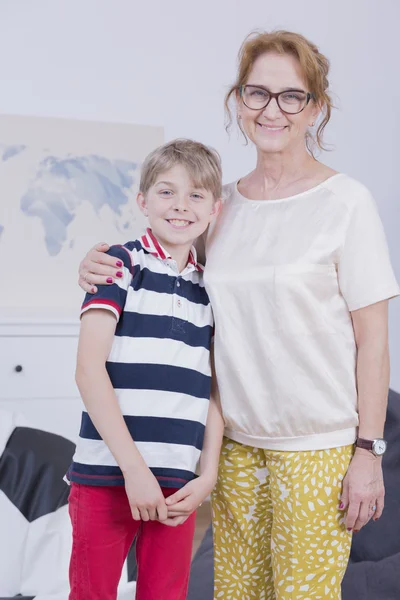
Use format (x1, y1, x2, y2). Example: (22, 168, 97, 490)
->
(0, 145, 137, 256)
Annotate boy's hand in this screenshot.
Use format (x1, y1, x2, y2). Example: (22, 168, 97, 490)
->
(124, 464, 168, 522)
(160, 515, 192, 527)
(164, 475, 215, 520)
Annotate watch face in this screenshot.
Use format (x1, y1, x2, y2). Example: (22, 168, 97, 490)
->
(373, 439, 387, 455)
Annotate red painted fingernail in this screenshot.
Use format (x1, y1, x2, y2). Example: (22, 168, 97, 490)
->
(91, 287, 96, 293)
(116, 261, 123, 267)
(347, 528, 352, 532)
(373, 517, 379, 521)
(116, 271, 123, 278)
(339, 503, 344, 509)
(353, 530, 359, 533)
(106, 277, 113, 284)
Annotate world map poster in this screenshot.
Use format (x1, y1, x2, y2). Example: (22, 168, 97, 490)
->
(0, 115, 163, 311)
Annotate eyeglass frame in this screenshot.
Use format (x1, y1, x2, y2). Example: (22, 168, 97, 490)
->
(239, 84, 314, 115)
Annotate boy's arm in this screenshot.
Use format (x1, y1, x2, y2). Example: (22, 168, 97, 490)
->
(198, 351, 225, 484)
(76, 309, 168, 522)
(165, 345, 224, 523)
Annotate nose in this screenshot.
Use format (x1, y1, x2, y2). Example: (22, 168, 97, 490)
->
(172, 194, 189, 211)
(261, 97, 282, 120)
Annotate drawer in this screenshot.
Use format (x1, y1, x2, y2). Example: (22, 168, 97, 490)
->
(0, 336, 79, 399)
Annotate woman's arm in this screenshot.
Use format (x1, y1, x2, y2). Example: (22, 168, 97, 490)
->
(78, 230, 209, 293)
(76, 309, 168, 522)
(78, 242, 123, 293)
(341, 300, 389, 531)
(354, 300, 390, 440)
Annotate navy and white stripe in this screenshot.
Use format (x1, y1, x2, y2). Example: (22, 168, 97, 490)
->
(68, 229, 213, 488)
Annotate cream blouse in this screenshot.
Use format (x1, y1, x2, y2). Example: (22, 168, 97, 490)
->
(204, 174, 399, 450)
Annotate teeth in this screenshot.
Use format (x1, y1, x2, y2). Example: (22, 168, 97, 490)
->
(169, 219, 190, 226)
(259, 124, 284, 130)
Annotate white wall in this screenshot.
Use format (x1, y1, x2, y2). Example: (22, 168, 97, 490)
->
(1, 0, 399, 389)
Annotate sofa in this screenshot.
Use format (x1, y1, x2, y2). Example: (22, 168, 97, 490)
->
(1, 389, 399, 599)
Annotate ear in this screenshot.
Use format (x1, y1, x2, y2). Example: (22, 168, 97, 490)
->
(210, 198, 222, 221)
(235, 88, 243, 120)
(136, 192, 148, 216)
(309, 100, 323, 127)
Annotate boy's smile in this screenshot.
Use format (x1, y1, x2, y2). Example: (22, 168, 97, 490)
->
(166, 218, 194, 229)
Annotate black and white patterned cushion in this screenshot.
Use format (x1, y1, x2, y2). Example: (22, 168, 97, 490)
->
(0, 410, 136, 600)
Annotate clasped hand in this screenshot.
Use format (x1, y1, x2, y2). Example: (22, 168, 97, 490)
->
(126, 467, 214, 528)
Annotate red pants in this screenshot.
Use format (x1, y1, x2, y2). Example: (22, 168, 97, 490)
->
(68, 483, 196, 600)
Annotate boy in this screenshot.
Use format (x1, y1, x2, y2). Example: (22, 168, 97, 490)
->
(66, 139, 224, 600)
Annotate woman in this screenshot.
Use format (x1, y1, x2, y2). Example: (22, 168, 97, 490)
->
(77, 31, 399, 599)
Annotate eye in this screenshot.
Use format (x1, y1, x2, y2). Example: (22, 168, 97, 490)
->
(191, 193, 204, 200)
(251, 89, 268, 98)
(160, 190, 173, 196)
(281, 92, 305, 102)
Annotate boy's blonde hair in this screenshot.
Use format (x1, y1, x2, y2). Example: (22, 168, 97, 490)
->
(139, 138, 222, 200)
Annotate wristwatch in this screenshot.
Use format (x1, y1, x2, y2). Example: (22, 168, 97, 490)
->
(356, 437, 387, 457)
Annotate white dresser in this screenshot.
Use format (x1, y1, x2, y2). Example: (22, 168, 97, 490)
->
(0, 310, 82, 442)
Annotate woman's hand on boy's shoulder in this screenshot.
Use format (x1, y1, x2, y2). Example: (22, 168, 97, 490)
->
(162, 474, 216, 527)
(79, 242, 121, 293)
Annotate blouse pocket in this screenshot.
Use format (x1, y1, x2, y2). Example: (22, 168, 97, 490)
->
(274, 263, 341, 335)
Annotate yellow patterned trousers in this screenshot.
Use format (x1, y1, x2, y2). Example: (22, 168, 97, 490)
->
(211, 438, 354, 600)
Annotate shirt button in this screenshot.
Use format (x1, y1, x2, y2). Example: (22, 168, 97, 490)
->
(176, 281, 180, 287)
(177, 299, 182, 307)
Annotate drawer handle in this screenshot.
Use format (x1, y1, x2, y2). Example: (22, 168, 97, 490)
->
(14, 365, 23, 373)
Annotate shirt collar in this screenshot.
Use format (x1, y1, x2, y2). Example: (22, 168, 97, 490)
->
(140, 228, 203, 272)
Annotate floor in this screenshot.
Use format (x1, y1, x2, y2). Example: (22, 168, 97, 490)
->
(192, 500, 212, 557)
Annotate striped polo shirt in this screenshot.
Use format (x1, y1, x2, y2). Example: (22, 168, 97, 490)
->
(68, 228, 213, 489)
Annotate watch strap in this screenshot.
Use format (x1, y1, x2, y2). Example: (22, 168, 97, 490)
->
(356, 437, 374, 451)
